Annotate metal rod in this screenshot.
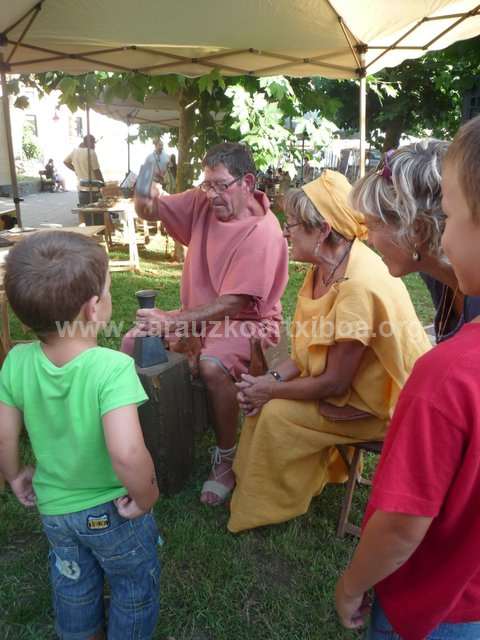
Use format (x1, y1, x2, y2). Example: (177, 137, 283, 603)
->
(0, 56, 22, 227)
(359, 52, 367, 179)
(367, 46, 424, 50)
(7, 3, 41, 64)
(423, 4, 480, 50)
(138, 58, 244, 75)
(127, 123, 131, 175)
(86, 104, 93, 204)
(4, 1, 43, 36)
(251, 59, 353, 76)
(424, 10, 480, 21)
(364, 18, 426, 71)
(339, 18, 361, 69)
(7, 40, 133, 73)
(301, 136, 305, 184)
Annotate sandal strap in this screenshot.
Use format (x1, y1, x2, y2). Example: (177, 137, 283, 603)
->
(209, 445, 236, 467)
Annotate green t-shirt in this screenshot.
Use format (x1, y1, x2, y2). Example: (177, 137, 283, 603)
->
(0, 342, 148, 515)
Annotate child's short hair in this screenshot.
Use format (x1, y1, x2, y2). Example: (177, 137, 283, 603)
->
(5, 231, 109, 337)
(445, 114, 480, 221)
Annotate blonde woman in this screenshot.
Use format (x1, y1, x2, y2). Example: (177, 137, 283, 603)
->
(351, 139, 480, 342)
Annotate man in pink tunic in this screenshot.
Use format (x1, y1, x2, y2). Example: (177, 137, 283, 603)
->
(134, 143, 288, 505)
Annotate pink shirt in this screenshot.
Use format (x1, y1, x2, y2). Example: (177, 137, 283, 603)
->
(152, 188, 288, 322)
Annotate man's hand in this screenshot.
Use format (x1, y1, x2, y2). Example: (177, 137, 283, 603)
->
(9, 466, 36, 508)
(136, 308, 180, 337)
(134, 184, 161, 220)
(335, 575, 371, 629)
(114, 495, 148, 520)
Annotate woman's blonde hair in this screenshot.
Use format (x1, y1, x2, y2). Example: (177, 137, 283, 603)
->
(351, 139, 449, 255)
(284, 188, 344, 245)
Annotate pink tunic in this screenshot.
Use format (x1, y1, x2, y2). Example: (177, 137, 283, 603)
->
(152, 188, 288, 378)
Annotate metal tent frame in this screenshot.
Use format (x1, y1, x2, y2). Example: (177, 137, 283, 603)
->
(1, 1, 480, 226)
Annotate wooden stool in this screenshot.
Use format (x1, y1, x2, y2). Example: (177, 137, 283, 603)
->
(335, 440, 383, 538)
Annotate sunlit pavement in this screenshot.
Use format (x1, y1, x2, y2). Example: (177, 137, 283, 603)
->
(0, 190, 79, 228)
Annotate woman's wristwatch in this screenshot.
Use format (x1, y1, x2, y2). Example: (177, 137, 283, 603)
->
(268, 369, 283, 382)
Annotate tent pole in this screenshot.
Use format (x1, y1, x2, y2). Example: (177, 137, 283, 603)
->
(127, 122, 131, 176)
(0, 55, 22, 228)
(359, 76, 366, 178)
(358, 47, 367, 178)
(85, 103, 93, 204)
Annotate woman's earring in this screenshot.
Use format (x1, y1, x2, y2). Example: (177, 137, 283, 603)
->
(412, 246, 421, 261)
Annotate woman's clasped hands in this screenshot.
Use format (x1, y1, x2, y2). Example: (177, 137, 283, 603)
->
(236, 373, 276, 417)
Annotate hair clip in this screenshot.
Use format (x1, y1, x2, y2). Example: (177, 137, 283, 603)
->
(376, 149, 395, 181)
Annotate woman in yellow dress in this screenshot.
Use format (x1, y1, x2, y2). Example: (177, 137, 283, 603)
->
(228, 170, 431, 533)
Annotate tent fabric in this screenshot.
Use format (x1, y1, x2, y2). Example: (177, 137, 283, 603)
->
(92, 94, 181, 128)
(1, 0, 479, 79)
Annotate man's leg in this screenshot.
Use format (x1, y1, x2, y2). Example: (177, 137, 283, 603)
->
(199, 358, 239, 506)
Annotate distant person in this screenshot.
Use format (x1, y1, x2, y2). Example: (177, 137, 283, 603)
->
(165, 154, 177, 194)
(0, 231, 160, 639)
(168, 154, 177, 180)
(64, 135, 104, 206)
(145, 139, 169, 187)
(45, 158, 66, 192)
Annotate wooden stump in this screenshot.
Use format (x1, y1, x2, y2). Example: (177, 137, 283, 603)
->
(136, 352, 195, 495)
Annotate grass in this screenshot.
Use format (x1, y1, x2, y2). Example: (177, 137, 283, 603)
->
(0, 241, 434, 640)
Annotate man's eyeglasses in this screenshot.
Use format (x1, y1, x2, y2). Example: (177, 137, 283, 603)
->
(283, 221, 302, 233)
(199, 175, 243, 194)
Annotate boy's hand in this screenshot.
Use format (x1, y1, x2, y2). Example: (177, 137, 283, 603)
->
(114, 495, 148, 520)
(335, 574, 371, 629)
(9, 466, 36, 508)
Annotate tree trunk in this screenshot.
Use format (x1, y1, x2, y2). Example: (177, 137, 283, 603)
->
(382, 117, 405, 152)
(171, 88, 196, 262)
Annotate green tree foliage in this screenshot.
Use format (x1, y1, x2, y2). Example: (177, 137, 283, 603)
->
(315, 36, 480, 150)
(225, 79, 336, 175)
(21, 124, 41, 160)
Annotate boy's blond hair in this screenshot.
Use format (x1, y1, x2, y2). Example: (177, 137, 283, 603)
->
(5, 231, 108, 338)
(445, 115, 480, 221)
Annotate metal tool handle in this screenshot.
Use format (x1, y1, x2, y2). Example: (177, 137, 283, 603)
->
(135, 158, 155, 198)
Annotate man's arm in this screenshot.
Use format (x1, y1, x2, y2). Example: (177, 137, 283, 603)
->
(103, 404, 159, 511)
(137, 294, 252, 333)
(90, 151, 104, 183)
(336, 510, 432, 628)
(0, 402, 36, 507)
(63, 151, 74, 172)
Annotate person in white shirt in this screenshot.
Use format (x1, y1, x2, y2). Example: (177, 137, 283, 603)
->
(64, 135, 104, 206)
(145, 139, 169, 187)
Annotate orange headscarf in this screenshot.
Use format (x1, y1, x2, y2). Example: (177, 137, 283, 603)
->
(303, 170, 368, 241)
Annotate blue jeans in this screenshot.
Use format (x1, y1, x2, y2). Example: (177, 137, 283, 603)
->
(41, 500, 161, 640)
(366, 598, 480, 639)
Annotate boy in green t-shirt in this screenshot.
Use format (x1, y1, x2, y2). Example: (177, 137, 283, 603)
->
(0, 231, 160, 640)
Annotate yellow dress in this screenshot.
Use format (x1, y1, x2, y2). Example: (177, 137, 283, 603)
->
(228, 240, 432, 533)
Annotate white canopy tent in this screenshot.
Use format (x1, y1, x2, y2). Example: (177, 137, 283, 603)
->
(92, 93, 181, 174)
(1, 0, 480, 225)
